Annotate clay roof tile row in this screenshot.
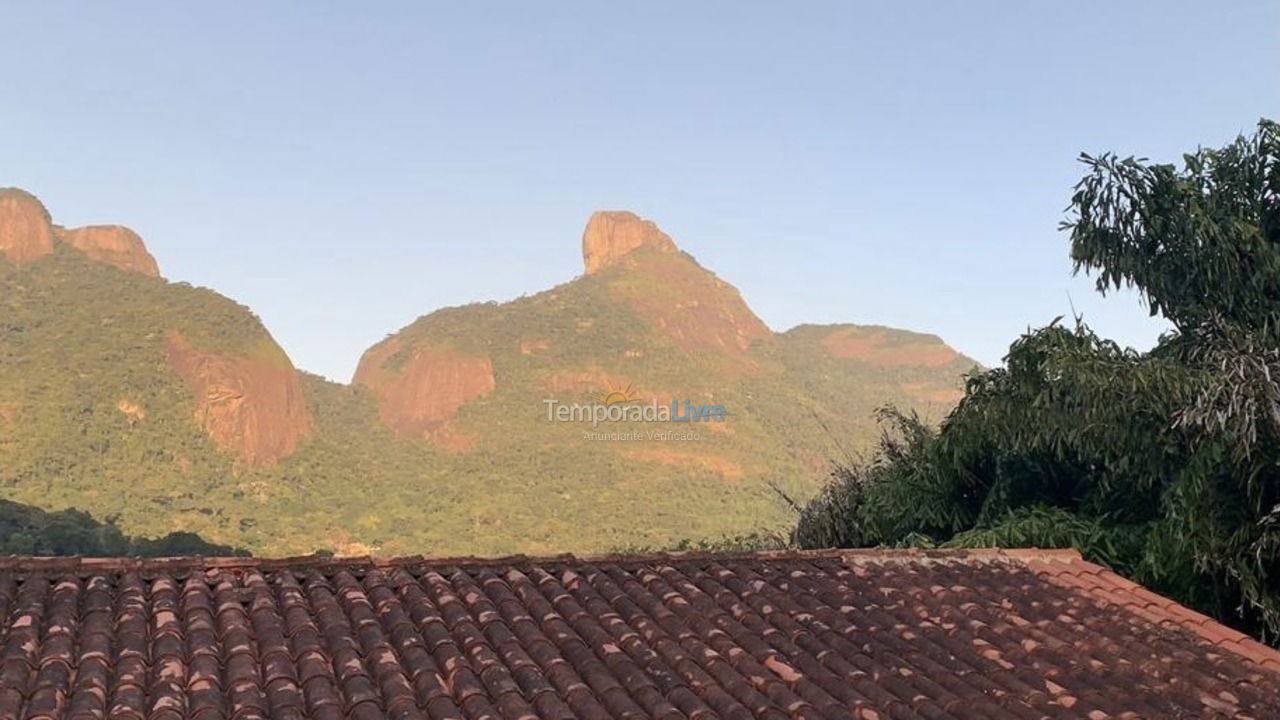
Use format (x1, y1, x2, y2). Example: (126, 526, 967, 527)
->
(0, 549, 1274, 719)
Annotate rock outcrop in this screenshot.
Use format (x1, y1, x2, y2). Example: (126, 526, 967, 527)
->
(353, 339, 494, 444)
(582, 211, 677, 275)
(0, 188, 160, 275)
(166, 332, 312, 467)
(56, 225, 160, 276)
(0, 188, 55, 266)
(115, 398, 147, 422)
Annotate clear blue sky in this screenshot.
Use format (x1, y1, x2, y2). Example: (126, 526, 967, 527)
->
(3, 2, 1276, 381)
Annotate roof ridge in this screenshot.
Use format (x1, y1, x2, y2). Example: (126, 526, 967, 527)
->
(0, 547, 1084, 573)
(838, 547, 1084, 563)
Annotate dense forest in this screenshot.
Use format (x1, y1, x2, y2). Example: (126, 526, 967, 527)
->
(797, 119, 1280, 646)
(0, 215, 973, 557)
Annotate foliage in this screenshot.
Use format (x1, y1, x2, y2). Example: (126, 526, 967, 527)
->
(0, 236, 973, 557)
(0, 500, 244, 556)
(797, 119, 1280, 645)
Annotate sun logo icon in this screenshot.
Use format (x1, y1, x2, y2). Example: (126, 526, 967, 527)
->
(597, 382, 639, 406)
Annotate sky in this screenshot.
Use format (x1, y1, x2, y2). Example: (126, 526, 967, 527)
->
(2, 2, 1277, 381)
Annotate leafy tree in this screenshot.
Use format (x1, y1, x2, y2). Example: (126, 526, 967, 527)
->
(796, 119, 1280, 645)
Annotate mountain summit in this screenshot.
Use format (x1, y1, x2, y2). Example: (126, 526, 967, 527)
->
(56, 224, 159, 277)
(582, 210, 678, 274)
(0, 188, 55, 266)
(0, 188, 159, 275)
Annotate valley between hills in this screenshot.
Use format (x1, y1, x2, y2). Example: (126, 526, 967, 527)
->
(0, 188, 977, 556)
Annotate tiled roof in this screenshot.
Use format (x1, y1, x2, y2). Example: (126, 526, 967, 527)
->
(0, 549, 1277, 720)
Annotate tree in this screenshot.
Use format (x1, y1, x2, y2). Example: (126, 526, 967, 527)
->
(796, 119, 1280, 645)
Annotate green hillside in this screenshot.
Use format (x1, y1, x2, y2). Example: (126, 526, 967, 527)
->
(0, 210, 976, 557)
(0, 247, 274, 539)
(347, 238, 979, 555)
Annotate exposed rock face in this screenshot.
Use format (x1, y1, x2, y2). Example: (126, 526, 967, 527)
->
(115, 398, 147, 422)
(166, 332, 311, 467)
(57, 225, 160, 276)
(0, 188, 160, 274)
(582, 211, 677, 275)
(353, 339, 495, 444)
(0, 188, 55, 266)
(822, 325, 961, 367)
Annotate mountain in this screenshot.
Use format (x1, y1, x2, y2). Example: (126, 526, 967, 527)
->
(0, 192, 976, 556)
(351, 210, 976, 549)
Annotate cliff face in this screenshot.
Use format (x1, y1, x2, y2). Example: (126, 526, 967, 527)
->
(0, 189, 55, 266)
(165, 332, 312, 467)
(352, 339, 494, 446)
(56, 225, 160, 276)
(582, 210, 677, 275)
(0, 188, 159, 276)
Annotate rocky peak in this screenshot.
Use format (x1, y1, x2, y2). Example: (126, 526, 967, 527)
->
(580, 210, 770, 360)
(0, 187, 160, 275)
(55, 225, 160, 277)
(0, 188, 55, 266)
(582, 210, 677, 274)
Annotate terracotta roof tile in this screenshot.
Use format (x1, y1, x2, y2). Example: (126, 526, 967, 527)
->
(0, 549, 1275, 719)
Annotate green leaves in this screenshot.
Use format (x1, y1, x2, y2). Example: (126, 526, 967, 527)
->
(1066, 119, 1280, 333)
(797, 119, 1280, 647)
